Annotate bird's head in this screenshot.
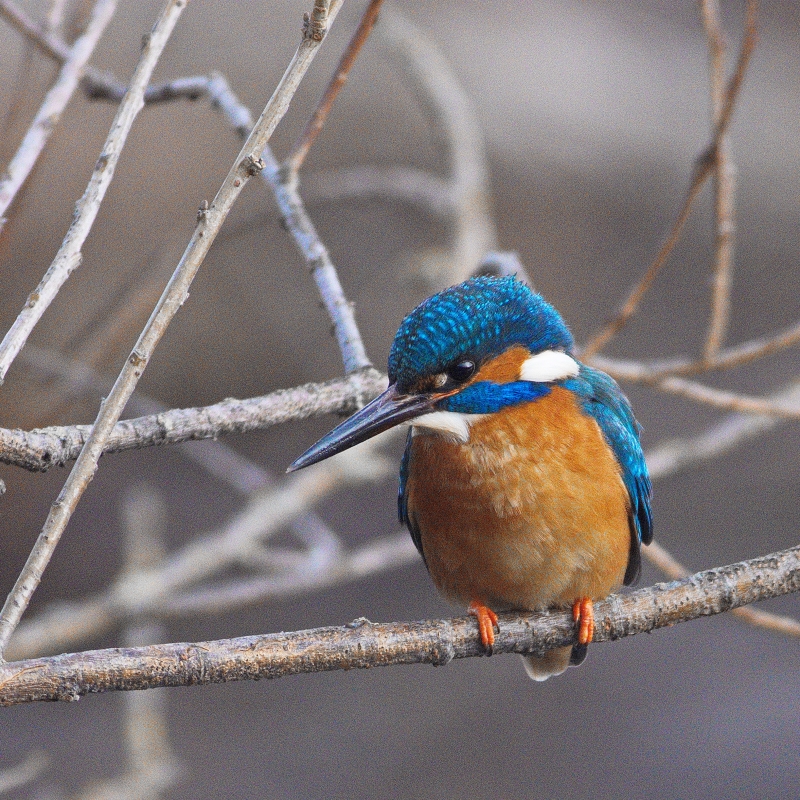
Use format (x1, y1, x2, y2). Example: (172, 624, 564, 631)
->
(288, 276, 578, 471)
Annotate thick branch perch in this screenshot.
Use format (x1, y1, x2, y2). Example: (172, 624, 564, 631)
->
(1, 545, 797, 706)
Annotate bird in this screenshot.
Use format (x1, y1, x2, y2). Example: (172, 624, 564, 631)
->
(289, 275, 652, 680)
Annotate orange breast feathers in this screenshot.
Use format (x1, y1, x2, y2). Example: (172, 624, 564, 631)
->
(404, 386, 632, 612)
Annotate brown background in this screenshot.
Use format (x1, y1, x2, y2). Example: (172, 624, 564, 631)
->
(1, 1, 799, 798)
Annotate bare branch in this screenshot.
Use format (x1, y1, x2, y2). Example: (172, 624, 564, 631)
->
(0, 0, 187, 385)
(152, 532, 416, 617)
(0, 0, 344, 659)
(700, 0, 737, 361)
(580, 167, 709, 360)
(288, 0, 384, 173)
(645, 377, 800, 480)
(589, 315, 800, 380)
(653, 375, 800, 419)
(0, 0, 117, 228)
(581, 2, 758, 359)
(644, 541, 800, 638)
(263, 153, 372, 373)
(0, 0, 70, 62)
(0, 368, 386, 472)
(129, 68, 374, 375)
(1, 545, 798, 706)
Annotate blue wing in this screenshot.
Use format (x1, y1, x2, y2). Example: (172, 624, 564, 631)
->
(398, 429, 427, 567)
(565, 365, 653, 584)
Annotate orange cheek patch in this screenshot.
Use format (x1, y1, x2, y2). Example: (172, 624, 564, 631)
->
(472, 345, 530, 384)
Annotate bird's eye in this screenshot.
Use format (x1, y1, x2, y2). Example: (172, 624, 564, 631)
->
(446, 360, 476, 384)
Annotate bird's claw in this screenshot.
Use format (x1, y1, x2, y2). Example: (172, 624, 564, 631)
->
(469, 602, 499, 651)
(572, 597, 595, 646)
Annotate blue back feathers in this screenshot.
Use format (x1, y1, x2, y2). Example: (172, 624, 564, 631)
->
(564, 366, 654, 549)
(388, 276, 573, 392)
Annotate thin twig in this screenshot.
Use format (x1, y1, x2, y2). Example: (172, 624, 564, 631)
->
(0, 0, 117, 228)
(1, 545, 798, 705)
(263, 151, 372, 373)
(581, 2, 758, 359)
(0, 0, 345, 660)
(163, 532, 416, 616)
(15, 347, 347, 592)
(0, 0, 188, 385)
(700, 0, 737, 361)
(288, 0, 384, 173)
(0, 2, 211, 102)
(580, 167, 709, 359)
(589, 315, 800, 381)
(0, 16, 373, 379)
(653, 375, 800, 419)
(0, 0, 80, 64)
(102, 66, 374, 376)
(645, 377, 800, 480)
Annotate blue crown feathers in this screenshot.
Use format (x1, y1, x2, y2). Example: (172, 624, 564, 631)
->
(388, 276, 574, 391)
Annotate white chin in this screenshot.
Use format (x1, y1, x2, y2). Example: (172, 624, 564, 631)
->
(410, 411, 484, 443)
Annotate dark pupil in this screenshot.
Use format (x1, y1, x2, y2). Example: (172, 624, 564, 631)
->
(447, 360, 475, 383)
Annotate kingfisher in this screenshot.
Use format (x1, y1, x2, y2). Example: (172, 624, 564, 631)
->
(289, 276, 652, 679)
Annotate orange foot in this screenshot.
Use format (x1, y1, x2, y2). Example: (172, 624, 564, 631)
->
(572, 598, 595, 646)
(468, 602, 499, 650)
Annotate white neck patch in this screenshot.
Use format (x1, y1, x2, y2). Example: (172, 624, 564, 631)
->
(410, 411, 485, 443)
(519, 350, 579, 383)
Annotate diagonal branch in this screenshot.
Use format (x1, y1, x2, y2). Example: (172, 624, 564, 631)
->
(580, 2, 758, 360)
(262, 151, 372, 373)
(0, 545, 797, 706)
(0, 0, 120, 95)
(0, 0, 186, 385)
(5, 441, 392, 661)
(0, 0, 118, 228)
(589, 315, 800, 381)
(287, 0, 384, 174)
(0, 0, 344, 659)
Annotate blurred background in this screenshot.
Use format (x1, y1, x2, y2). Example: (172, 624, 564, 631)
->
(1, 0, 799, 797)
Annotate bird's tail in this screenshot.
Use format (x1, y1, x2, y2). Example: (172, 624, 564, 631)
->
(521, 644, 587, 681)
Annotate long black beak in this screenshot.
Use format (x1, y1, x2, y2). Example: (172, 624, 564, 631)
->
(287, 384, 435, 472)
